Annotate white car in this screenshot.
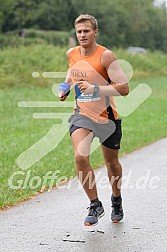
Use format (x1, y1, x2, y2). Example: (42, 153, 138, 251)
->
(128, 47, 147, 54)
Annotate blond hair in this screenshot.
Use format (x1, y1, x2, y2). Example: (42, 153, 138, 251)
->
(75, 14, 98, 30)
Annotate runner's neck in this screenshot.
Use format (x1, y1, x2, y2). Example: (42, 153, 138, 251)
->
(80, 43, 98, 57)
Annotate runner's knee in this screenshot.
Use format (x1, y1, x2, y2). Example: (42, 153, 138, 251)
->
(75, 153, 89, 167)
(106, 159, 120, 171)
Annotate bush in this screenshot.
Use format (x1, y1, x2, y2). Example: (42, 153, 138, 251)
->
(0, 33, 46, 49)
(24, 29, 69, 46)
(0, 29, 71, 49)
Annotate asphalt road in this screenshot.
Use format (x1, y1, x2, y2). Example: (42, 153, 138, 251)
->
(0, 138, 167, 252)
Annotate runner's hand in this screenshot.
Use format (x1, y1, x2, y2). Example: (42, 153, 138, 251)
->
(58, 81, 70, 101)
(77, 81, 94, 94)
(58, 91, 67, 101)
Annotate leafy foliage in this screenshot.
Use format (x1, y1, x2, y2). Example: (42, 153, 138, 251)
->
(0, 0, 167, 51)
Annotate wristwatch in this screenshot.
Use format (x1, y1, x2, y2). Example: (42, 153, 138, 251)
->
(93, 84, 100, 95)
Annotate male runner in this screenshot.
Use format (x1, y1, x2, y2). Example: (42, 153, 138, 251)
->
(58, 14, 129, 226)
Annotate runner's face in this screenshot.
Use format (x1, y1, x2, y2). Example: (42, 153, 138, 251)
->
(75, 21, 98, 47)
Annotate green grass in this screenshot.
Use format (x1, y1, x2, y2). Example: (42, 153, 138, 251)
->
(0, 45, 167, 88)
(0, 44, 68, 88)
(121, 76, 167, 153)
(0, 45, 167, 208)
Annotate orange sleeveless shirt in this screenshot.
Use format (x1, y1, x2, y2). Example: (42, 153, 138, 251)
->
(68, 45, 118, 123)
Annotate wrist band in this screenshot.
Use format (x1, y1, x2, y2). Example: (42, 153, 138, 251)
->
(59, 82, 70, 96)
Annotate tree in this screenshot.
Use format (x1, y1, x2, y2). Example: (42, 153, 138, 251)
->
(0, 0, 167, 52)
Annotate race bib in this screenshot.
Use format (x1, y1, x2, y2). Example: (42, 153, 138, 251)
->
(77, 93, 101, 102)
(75, 84, 101, 102)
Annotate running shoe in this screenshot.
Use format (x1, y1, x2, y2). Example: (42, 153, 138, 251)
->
(111, 195, 124, 223)
(84, 201, 104, 226)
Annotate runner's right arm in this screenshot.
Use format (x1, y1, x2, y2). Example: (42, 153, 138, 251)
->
(58, 48, 74, 101)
